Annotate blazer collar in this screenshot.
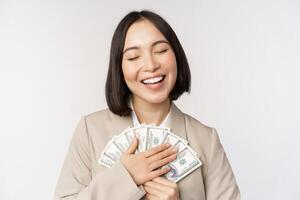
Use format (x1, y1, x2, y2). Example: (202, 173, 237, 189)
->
(169, 102, 187, 141)
(108, 102, 187, 141)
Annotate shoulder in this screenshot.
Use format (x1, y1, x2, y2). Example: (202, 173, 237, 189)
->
(170, 103, 216, 143)
(75, 108, 117, 148)
(85, 108, 113, 123)
(81, 107, 132, 140)
(182, 111, 213, 135)
(179, 109, 216, 144)
(86, 107, 125, 128)
(80, 108, 116, 137)
(68, 108, 114, 148)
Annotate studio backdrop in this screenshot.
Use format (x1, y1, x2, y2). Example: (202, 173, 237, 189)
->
(0, 0, 299, 199)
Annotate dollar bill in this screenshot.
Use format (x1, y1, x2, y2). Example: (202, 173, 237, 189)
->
(161, 131, 188, 149)
(98, 153, 115, 167)
(173, 140, 186, 153)
(102, 140, 122, 162)
(147, 126, 169, 149)
(132, 125, 148, 152)
(113, 131, 131, 152)
(98, 124, 202, 183)
(164, 147, 202, 182)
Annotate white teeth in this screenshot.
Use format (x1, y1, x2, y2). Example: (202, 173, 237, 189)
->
(142, 76, 164, 84)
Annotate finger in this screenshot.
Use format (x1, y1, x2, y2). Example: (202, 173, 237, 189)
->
(145, 179, 178, 199)
(148, 147, 177, 163)
(143, 143, 171, 158)
(152, 177, 177, 188)
(144, 181, 170, 193)
(144, 185, 164, 198)
(124, 136, 138, 154)
(148, 165, 171, 179)
(145, 193, 160, 200)
(149, 154, 177, 171)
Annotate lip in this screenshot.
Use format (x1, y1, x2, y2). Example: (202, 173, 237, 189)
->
(140, 75, 165, 83)
(140, 75, 166, 90)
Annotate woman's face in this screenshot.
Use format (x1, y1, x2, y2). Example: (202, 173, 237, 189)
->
(122, 19, 177, 105)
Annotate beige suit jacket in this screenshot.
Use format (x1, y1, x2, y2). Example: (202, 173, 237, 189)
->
(54, 103, 241, 200)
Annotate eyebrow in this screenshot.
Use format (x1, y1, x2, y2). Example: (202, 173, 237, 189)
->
(123, 40, 169, 54)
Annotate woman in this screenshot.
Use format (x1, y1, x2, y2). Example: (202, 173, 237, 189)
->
(54, 10, 241, 200)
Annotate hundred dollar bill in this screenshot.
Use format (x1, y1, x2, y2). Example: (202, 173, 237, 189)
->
(161, 131, 188, 150)
(123, 128, 138, 153)
(173, 141, 198, 156)
(164, 147, 202, 182)
(173, 140, 186, 153)
(147, 126, 169, 149)
(102, 140, 122, 162)
(98, 153, 115, 168)
(113, 130, 131, 152)
(132, 125, 148, 152)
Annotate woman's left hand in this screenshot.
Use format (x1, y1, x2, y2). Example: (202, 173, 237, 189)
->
(143, 177, 179, 200)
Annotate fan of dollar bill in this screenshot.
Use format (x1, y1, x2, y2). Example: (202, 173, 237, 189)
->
(98, 124, 202, 182)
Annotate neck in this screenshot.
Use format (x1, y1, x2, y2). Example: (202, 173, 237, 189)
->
(132, 96, 171, 126)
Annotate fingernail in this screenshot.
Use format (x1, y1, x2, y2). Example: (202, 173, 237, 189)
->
(165, 143, 171, 147)
(172, 147, 179, 153)
(162, 165, 170, 170)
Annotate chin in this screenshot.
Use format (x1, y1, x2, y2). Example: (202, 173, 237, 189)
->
(141, 93, 170, 105)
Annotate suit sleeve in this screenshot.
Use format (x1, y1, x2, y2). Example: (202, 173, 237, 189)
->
(204, 128, 241, 200)
(54, 116, 146, 200)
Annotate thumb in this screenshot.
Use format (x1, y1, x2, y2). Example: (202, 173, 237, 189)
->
(125, 136, 138, 154)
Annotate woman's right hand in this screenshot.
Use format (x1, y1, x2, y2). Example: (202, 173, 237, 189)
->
(121, 136, 177, 186)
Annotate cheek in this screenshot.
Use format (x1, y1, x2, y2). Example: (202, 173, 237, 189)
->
(122, 62, 138, 82)
(163, 53, 177, 75)
(165, 54, 177, 87)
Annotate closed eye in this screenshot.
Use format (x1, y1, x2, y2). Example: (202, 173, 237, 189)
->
(127, 56, 140, 61)
(155, 49, 168, 54)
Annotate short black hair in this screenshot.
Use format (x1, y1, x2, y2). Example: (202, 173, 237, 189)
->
(105, 10, 191, 116)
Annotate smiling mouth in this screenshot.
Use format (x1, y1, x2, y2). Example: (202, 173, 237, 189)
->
(141, 75, 166, 85)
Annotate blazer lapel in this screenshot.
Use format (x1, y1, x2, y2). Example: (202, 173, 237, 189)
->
(169, 102, 187, 141)
(108, 111, 133, 137)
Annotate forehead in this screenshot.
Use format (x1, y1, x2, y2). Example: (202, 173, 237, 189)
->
(124, 19, 167, 48)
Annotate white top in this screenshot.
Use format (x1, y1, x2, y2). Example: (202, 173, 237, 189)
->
(129, 99, 171, 128)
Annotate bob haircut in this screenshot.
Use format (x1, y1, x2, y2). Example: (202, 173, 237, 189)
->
(105, 10, 191, 116)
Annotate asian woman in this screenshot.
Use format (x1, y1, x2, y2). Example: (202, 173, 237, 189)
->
(54, 10, 241, 200)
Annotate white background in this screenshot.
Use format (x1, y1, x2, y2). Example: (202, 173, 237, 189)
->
(0, 0, 299, 199)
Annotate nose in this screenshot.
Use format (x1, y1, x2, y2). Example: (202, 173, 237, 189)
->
(143, 54, 159, 72)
